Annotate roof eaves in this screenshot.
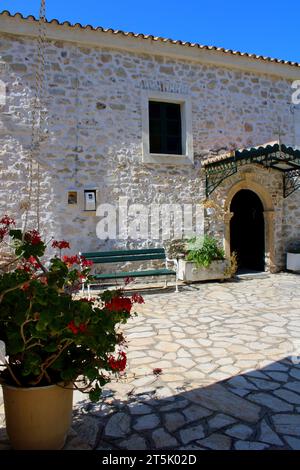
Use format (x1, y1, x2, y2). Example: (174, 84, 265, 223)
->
(1, 10, 299, 69)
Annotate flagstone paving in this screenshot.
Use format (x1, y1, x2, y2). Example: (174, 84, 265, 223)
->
(2, 273, 300, 450)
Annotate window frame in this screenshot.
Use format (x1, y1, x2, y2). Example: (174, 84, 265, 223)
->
(141, 90, 193, 165)
(149, 101, 182, 155)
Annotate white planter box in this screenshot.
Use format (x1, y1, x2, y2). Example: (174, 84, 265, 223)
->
(177, 259, 230, 282)
(286, 252, 300, 271)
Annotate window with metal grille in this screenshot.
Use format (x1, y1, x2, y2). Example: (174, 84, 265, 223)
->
(149, 101, 182, 155)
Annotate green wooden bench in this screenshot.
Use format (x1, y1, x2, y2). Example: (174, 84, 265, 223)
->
(80, 247, 178, 294)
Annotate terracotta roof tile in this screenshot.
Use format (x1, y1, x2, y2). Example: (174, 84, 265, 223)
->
(0, 10, 299, 68)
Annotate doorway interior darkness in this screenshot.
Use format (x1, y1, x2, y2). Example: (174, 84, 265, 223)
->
(230, 189, 265, 271)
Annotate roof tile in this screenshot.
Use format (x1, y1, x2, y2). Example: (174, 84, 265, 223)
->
(0, 10, 299, 68)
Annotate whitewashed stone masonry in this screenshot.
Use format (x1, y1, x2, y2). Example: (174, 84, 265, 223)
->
(0, 23, 299, 269)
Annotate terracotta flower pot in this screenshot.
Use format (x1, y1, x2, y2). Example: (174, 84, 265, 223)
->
(2, 383, 73, 450)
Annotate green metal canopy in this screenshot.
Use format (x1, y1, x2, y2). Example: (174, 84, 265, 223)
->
(203, 142, 300, 198)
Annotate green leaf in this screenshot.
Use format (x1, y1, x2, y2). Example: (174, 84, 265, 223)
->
(89, 387, 102, 402)
(99, 376, 109, 387)
(15, 308, 30, 326)
(85, 366, 99, 381)
(35, 320, 48, 332)
(186, 235, 225, 268)
(50, 355, 64, 370)
(61, 367, 77, 382)
(31, 330, 48, 341)
(44, 342, 58, 353)
(6, 331, 25, 354)
(21, 367, 32, 377)
(9, 229, 22, 241)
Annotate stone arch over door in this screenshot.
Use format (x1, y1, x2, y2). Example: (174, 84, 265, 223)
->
(223, 177, 276, 272)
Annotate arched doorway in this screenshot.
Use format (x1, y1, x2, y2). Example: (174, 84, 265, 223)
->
(230, 189, 265, 271)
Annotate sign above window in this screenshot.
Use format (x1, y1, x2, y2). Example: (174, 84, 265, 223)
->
(139, 79, 189, 95)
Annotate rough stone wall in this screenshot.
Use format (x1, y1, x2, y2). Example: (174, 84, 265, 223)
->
(0, 33, 60, 246)
(282, 191, 300, 253)
(0, 30, 299, 269)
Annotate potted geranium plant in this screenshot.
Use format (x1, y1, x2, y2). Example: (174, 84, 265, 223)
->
(0, 215, 144, 450)
(173, 235, 230, 282)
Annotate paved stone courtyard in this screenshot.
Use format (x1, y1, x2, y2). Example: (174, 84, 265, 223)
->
(2, 273, 300, 450)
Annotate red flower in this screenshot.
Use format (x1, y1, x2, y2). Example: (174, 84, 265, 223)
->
(63, 255, 81, 267)
(21, 282, 30, 291)
(52, 240, 70, 250)
(17, 256, 41, 273)
(24, 229, 41, 245)
(67, 320, 78, 334)
(0, 227, 8, 241)
(80, 256, 93, 268)
(17, 263, 31, 273)
(0, 215, 15, 226)
(105, 296, 132, 313)
(153, 368, 163, 376)
(40, 276, 48, 286)
(67, 320, 87, 335)
(79, 323, 87, 333)
(27, 256, 40, 268)
(108, 351, 127, 372)
(0, 214, 14, 241)
(131, 293, 144, 304)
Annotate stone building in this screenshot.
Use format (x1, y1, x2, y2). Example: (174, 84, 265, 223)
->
(0, 10, 300, 272)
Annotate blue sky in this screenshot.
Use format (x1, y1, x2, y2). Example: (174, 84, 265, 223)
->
(1, 0, 300, 63)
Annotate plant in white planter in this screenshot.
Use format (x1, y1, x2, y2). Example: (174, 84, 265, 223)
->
(175, 236, 230, 282)
(286, 241, 300, 272)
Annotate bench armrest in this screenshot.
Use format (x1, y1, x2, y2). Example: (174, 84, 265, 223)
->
(165, 257, 178, 269)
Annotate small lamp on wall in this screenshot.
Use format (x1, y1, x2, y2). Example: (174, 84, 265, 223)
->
(68, 191, 78, 205)
(205, 207, 215, 216)
(202, 198, 223, 219)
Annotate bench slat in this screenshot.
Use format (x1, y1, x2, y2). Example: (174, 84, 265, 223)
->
(92, 268, 176, 280)
(81, 248, 165, 258)
(86, 253, 166, 263)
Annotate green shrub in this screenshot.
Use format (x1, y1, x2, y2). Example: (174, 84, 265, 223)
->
(186, 236, 225, 268)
